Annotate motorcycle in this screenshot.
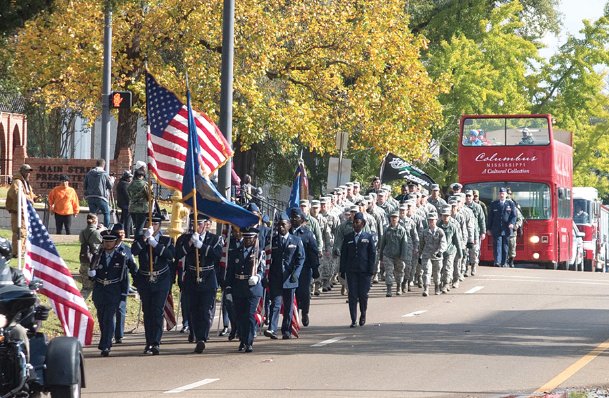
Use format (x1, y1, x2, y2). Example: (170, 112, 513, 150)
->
(0, 278, 85, 398)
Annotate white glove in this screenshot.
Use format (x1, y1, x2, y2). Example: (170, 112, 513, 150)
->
(190, 232, 200, 244)
(87, 269, 96, 277)
(193, 239, 203, 249)
(248, 275, 260, 286)
(144, 227, 154, 239)
(148, 236, 158, 248)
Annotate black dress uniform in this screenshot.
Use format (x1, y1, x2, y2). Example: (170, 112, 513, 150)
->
(131, 219, 175, 355)
(91, 232, 137, 356)
(175, 220, 222, 353)
(225, 228, 264, 352)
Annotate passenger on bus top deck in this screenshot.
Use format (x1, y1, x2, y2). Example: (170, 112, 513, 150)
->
(465, 130, 483, 146)
(519, 128, 535, 145)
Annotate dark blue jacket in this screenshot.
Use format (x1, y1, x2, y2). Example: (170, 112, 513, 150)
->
(225, 245, 264, 298)
(487, 199, 517, 237)
(291, 225, 320, 271)
(340, 231, 376, 275)
(175, 231, 222, 290)
(131, 232, 175, 289)
(270, 233, 305, 289)
(91, 248, 137, 301)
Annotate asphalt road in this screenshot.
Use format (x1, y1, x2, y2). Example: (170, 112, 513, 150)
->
(81, 266, 609, 398)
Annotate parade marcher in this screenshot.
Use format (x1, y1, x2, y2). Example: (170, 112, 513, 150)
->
(127, 170, 150, 238)
(486, 187, 517, 268)
(225, 227, 264, 353)
(6, 163, 36, 257)
(175, 214, 222, 353)
(319, 197, 339, 292)
(111, 223, 133, 344)
(78, 213, 104, 299)
(450, 183, 463, 195)
(115, 170, 133, 238)
(456, 193, 476, 278)
(365, 176, 382, 195)
(216, 228, 241, 338)
(351, 182, 364, 203)
(379, 212, 411, 297)
(48, 175, 80, 235)
(289, 207, 320, 327)
(84, 159, 114, 228)
(340, 212, 376, 327)
(427, 184, 447, 213)
(88, 231, 137, 357)
(438, 206, 462, 294)
(473, 190, 487, 219)
(310, 199, 330, 295)
(299, 199, 323, 254)
(131, 215, 175, 355)
(265, 212, 304, 340)
(395, 184, 410, 202)
(464, 190, 486, 276)
(419, 213, 447, 296)
(507, 202, 524, 268)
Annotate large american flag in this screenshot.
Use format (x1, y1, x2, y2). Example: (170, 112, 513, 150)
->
(23, 201, 94, 345)
(145, 73, 233, 191)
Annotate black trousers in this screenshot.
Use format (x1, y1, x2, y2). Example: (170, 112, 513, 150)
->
(234, 295, 259, 346)
(346, 272, 372, 323)
(54, 214, 72, 234)
(138, 276, 171, 347)
(296, 267, 312, 315)
(184, 278, 216, 343)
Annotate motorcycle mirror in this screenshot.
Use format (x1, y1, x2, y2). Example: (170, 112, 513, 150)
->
(29, 279, 43, 291)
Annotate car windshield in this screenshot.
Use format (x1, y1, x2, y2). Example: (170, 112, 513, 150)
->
(573, 198, 591, 224)
(464, 182, 551, 220)
(462, 117, 550, 147)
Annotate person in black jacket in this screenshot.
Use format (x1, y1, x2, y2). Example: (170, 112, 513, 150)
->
(289, 207, 320, 327)
(115, 171, 132, 237)
(175, 214, 222, 353)
(340, 212, 376, 328)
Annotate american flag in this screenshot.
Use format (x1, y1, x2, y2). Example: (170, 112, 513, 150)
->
(23, 201, 94, 345)
(164, 291, 177, 331)
(145, 73, 233, 190)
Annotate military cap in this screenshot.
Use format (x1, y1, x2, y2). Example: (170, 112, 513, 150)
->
(390, 211, 399, 218)
(381, 184, 391, 191)
(421, 189, 429, 196)
(339, 185, 347, 190)
(111, 223, 124, 232)
(407, 181, 416, 186)
(311, 200, 320, 208)
(100, 230, 118, 241)
(245, 202, 260, 213)
(431, 184, 440, 191)
(299, 199, 310, 206)
(345, 182, 354, 187)
(450, 182, 463, 190)
(149, 214, 163, 223)
(448, 195, 460, 202)
(399, 204, 408, 210)
(465, 190, 474, 196)
(343, 207, 351, 214)
(356, 200, 367, 206)
(427, 213, 438, 220)
(457, 193, 466, 199)
(353, 212, 366, 221)
(350, 205, 359, 212)
(368, 192, 377, 199)
(190, 213, 209, 223)
(499, 187, 507, 193)
(319, 197, 330, 204)
(448, 199, 458, 206)
(406, 199, 416, 206)
(289, 207, 305, 218)
(241, 227, 259, 237)
(122, 170, 133, 179)
(277, 212, 290, 222)
(20, 164, 32, 173)
(353, 181, 360, 187)
(440, 206, 452, 216)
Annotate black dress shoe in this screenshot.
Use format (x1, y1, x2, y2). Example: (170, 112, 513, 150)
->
(180, 326, 189, 334)
(114, 338, 123, 344)
(228, 331, 237, 341)
(350, 323, 357, 328)
(143, 346, 152, 355)
(359, 314, 366, 326)
(302, 313, 309, 327)
(282, 334, 291, 340)
(101, 349, 110, 357)
(238, 342, 245, 352)
(188, 334, 194, 343)
(151, 345, 160, 355)
(194, 341, 206, 354)
(245, 345, 253, 353)
(219, 327, 229, 337)
(264, 330, 278, 339)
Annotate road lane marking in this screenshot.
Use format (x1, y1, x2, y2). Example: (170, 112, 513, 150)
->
(311, 336, 346, 347)
(164, 378, 219, 394)
(402, 310, 427, 318)
(465, 286, 484, 294)
(534, 337, 609, 393)
(478, 278, 609, 287)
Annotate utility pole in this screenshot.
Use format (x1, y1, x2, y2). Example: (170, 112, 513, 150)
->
(101, 0, 112, 173)
(218, 0, 235, 199)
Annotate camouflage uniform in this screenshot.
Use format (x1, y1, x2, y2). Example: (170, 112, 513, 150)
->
(399, 213, 419, 292)
(379, 220, 411, 296)
(438, 211, 462, 293)
(465, 199, 486, 275)
(419, 220, 447, 296)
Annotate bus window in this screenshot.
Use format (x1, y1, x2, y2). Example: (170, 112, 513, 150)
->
(464, 182, 551, 220)
(461, 117, 551, 146)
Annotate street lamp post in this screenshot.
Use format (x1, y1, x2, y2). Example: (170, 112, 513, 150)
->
(218, 0, 235, 199)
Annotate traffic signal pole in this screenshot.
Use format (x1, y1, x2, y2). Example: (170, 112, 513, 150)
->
(218, 0, 234, 199)
(101, 1, 112, 173)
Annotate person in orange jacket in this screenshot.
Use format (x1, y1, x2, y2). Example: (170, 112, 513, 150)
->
(48, 175, 80, 234)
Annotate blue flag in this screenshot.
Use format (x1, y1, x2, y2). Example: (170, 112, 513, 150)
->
(182, 90, 259, 229)
(287, 162, 309, 210)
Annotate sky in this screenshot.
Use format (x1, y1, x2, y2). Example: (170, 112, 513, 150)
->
(541, 0, 607, 58)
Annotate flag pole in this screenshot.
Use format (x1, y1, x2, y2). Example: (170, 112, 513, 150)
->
(16, 180, 23, 270)
(144, 71, 154, 282)
(185, 72, 201, 283)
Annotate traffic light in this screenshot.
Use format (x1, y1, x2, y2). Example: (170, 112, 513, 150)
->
(109, 91, 132, 109)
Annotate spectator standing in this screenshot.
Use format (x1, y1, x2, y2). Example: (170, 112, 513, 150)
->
(115, 171, 133, 237)
(6, 164, 36, 257)
(84, 159, 114, 228)
(48, 175, 80, 235)
(128, 170, 151, 238)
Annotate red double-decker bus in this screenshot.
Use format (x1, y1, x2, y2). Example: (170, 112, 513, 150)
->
(458, 114, 573, 269)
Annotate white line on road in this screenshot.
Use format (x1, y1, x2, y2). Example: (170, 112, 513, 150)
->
(402, 310, 427, 318)
(164, 379, 220, 394)
(465, 286, 484, 294)
(311, 336, 347, 347)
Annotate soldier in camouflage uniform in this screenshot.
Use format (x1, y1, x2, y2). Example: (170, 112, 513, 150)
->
(464, 190, 486, 276)
(455, 193, 476, 278)
(420, 190, 437, 215)
(419, 213, 447, 296)
(428, 184, 447, 213)
(449, 198, 466, 288)
(379, 212, 411, 297)
(398, 202, 419, 293)
(438, 206, 462, 294)
(318, 198, 339, 292)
